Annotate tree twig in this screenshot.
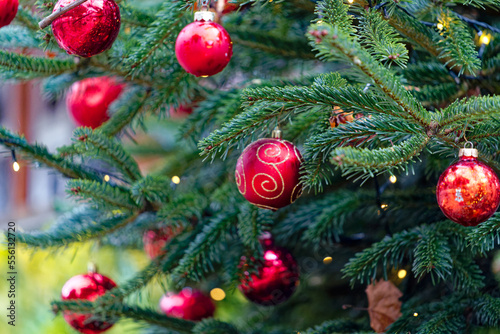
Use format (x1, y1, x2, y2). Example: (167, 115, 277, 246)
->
(39, 0, 90, 29)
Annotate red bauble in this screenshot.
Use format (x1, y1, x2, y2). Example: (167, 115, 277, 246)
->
(51, 0, 120, 57)
(175, 14, 232, 77)
(159, 288, 215, 321)
(235, 138, 303, 210)
(0, 0, 18, 28)
(143, 226, 178, 259)
(437, 150, 500, 226)
(66, 77, 123, 129)
(169, 104, 194, 119)
(61, 272, 117, 334)
(239, 234, 300, 306)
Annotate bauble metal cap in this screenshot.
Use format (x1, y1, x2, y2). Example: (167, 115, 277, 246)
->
(194, 11, 215, 22)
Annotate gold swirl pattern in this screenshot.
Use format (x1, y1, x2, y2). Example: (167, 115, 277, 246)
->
(235, 138, 303, 210)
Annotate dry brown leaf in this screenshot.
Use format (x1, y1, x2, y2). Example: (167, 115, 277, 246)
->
(366, 280, 403, 333)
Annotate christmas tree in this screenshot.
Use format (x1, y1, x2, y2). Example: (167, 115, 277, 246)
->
(3, 0, 500, 333)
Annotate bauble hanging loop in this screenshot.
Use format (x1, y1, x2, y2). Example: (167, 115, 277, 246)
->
(436, 143, 500, 226)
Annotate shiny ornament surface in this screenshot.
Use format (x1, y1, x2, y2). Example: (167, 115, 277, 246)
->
(239, 236, 300, 305)
(143, 226, 178, 259)
(159, 288, 215, 321)
(0, 0, 18, 28)
(175, 20, 232, 77)
(52, 0, 120, 57)
(169, 104, 194, 118)
(66, 77, 123, 129)
(235, 138, 303, 210)
(61, 273, 117, 334)
(437, 156, 500, 226)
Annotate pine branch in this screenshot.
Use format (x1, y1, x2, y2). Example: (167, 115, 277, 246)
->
(474, 295, 500, 328)
(72, 128, 142, 183)
(0, 127, 101, 181)
(439, 0, 500, 10)
(192, 319, 240, 334)
(130, 176, 172, 207)
(316, 0, 355, 35)
(237, 204, 272, 250)
(14, 211, 137, 248)
(67, 180, 141, 210)
(466, 214, 500, 254)
(412, 227, 453, 283)
(301, 319, 363, 334)
(437, 95, 500, 128)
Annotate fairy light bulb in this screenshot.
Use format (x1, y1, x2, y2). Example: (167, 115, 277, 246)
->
(210, 288, 226, 301)
(172, 176, 181, 184)
(397, 269, 407, 279)
(480, 33, 491, 45)
(437, 23, 444, 31)
(104, 175, 110, 182)
(389, 175, 397, 183)
(12, 161, 20, 172)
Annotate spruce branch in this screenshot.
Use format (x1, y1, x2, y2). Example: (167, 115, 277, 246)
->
(192, 319, 240, 334)
(14, 212, 137, 248)
(308, 22, 430, 127)
(67, 180, 141, 210)
(0, 127, 101, 181)
(72, 128, 143, 183)
(466, 214, 500, 254)
(330, 135, 429, 181)
(130, 176, 172, 207)
(39, 0, 90, 29)
(0, 49, 76, 78)
(412, 228, 453, 283)
(436, 95, 500, 128)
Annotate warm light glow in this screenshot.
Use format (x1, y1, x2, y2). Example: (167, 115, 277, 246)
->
(347, 0, 354, 3)
(381, 204, 388, 209)
(398, 269, 407, 279)
(201, 75, 209, 78)
(172, 176, 181, 184)
(480, 34, 491, 45)
(436, 23, 444, 31)
(323, 256, 333, 264)
(104, 175, 110, 182)
(12, 162, 20, 172)
(210, 288, 226, 301)
(389, 175, 397, 183)
(413, 312, 419, 317)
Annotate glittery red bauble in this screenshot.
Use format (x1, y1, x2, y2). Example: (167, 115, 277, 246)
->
(235, 138, 303, 210)
(0, 0, 18, 28)
(61, 273, 117, 334)
(159, 288, 215, 321)
(175, 20, 232, 77)
(66, 77, 123, 129)
(437, 155, 500, 226)
(143, 226, 179, 259)
(51, 0, 120, 57)
(239, 236, 300, 306)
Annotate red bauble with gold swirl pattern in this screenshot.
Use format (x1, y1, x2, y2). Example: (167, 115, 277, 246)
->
(235, 138, 303, 211)
(436, 147, 500, 226)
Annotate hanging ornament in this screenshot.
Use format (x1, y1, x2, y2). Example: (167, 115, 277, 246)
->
(66, 77, 123, 129)
(143, 226, 180, 259)
(159, 287, 215, 321)
(51, 0, 121, 57)
(238, 233, 300, 306)
(0, 0, 18, 29)
(169, 104, 194, 119)
(175, 2, 232, 77)
(61, 265, 117, 334)
(436, 143, 500, 226)
(235, 127, 303, 211)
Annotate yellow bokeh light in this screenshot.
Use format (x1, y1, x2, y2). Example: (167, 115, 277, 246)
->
(104, 175, 110, 182)
(172, 176, 181, 184)
(347, 0, 354, 3)
(389, 175, 397, 183)
(12, 161, 20, 172)
(398, 269, 407, 279)
(210, 288, 226, 301)
(480, 34, 491, 45)
(414, 312, 419, 317)
(323, 256, 333, 264)
(381, 204, 388, 209)
(437, 23, 444, 31)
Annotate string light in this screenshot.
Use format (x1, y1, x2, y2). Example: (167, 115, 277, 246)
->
(397, 269, 407, 279)
(104, 175, 110, 182)
(172, 176, 181, 184)
(347, 0, 354, 3)
(480, 33, 491, 45)
(210, 288, 226, 301)
(389, 175, 397, 183)
(413, 312, 419, 317)
(12, 161, 20, 172)
(436, 23, 444, 31)
(323, 256, 333, 264)
(381, 204, 388, 210)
